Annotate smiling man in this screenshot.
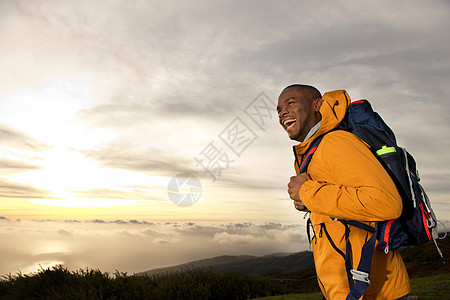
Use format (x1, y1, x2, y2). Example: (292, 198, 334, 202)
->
(276, 84, 411, 300)
(277, 84, 323, 142)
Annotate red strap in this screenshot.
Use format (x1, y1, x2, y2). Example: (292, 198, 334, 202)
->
(419, 203, 432, 240)
(299, 146, 318, 173)
(384, 219, 395, 249)
(350, 100, 365, 105)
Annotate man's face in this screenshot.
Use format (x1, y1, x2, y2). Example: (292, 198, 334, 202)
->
(277, 87, 319, 142)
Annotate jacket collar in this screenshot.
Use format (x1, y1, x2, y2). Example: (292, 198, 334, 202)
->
(293, 90, 351, 156)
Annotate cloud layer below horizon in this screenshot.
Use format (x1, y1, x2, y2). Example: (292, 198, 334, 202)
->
(0, 217, 310, 275)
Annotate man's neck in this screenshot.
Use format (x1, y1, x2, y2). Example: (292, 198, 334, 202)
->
(303, 121, 321, 142)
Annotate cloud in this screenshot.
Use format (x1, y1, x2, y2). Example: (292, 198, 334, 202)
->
(57, 229, 73, 237)
(0, 158, 41, 172)
(5, 0, 447, 204)
(88, 219, 106, 224)
(0, 178, 52, 200)
(0, 123, 49, 151)
(0, 219, 310, 275)
(152, 238, 181, 245)
(213, 232, 260, 245)
(81, 141, 194, 177)
(73, 187, 163, 202)
(140, 228, 168, 237)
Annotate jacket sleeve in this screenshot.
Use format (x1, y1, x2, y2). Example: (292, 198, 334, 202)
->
(299, 132, 403, 221)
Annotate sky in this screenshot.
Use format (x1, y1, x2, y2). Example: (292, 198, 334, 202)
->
(0, 0, 449, 276)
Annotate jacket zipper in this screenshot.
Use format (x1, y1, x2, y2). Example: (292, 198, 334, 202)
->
(292, 145, 301, 170)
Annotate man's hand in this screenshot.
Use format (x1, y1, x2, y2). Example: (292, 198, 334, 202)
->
(288, 173, 311, 211)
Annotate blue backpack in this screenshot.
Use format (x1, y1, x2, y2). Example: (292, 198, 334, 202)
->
(300, 99, 445, 300)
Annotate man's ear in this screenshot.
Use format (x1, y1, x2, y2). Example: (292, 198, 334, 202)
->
(314, 98, 323, 112)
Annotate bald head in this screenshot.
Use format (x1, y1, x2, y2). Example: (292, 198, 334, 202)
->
(282, 84, 322, 103)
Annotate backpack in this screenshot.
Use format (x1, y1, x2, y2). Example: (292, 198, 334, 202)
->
(300, 99, 445, 300)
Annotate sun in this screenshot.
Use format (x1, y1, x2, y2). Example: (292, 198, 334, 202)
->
(10, 147, 170, 208)
(2, 78, 169, 210)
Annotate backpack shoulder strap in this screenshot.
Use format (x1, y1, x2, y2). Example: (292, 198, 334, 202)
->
(298, 134, 327, 174)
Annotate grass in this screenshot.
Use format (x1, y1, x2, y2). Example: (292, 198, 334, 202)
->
(253, 273, 450, 300)
(6, 266, 446, 300)
(409, 273, 450, 300)
(0, 265, 284, 300)
(251, 292, 323, 300)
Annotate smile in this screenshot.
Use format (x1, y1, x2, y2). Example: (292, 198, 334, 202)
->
(283, 119, 296, 132)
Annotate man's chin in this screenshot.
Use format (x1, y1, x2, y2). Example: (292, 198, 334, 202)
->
(288, 132, 301, 141)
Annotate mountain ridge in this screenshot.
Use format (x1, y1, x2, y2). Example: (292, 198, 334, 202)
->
(139, 235, 450, 278)
(138, 251, 314, 276)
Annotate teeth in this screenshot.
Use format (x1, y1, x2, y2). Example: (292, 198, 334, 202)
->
(283, 119, 296, 126)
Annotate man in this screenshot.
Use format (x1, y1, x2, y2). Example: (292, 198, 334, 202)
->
(277, 84, 411, 299)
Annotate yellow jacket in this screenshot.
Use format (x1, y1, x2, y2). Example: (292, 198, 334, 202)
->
(294, 90, 411, 299)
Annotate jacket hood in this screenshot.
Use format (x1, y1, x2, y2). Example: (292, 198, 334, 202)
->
(293, 90, 351, 156)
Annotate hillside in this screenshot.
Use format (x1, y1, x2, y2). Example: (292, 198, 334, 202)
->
(139, 234, 449, 283)
(139, 255, 257, 276)
(400, 235, 449, 278)
(139, 251, 314, 276)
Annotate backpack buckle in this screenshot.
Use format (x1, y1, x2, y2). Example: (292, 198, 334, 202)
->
(350, 269, 370, 284)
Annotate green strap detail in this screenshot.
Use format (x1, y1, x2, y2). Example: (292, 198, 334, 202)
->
(376, 145, 396, 156)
